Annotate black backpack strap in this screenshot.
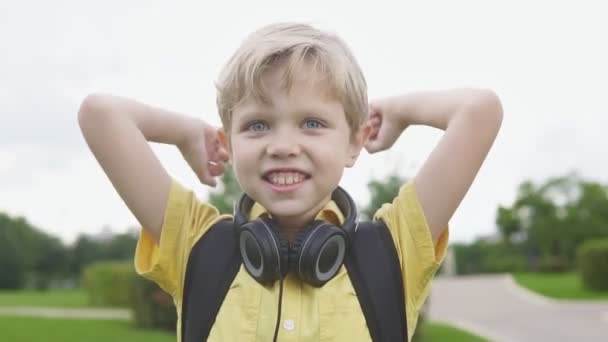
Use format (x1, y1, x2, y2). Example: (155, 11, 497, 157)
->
(181, 219, 241, 342)
(344, 220, 408, 342)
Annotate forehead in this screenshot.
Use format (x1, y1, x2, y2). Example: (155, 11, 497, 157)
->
(233, 65, 343, 118)
(263, 62, 338, 100)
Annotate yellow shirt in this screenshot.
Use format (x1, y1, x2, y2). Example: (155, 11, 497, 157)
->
(135, 179, 448, 342)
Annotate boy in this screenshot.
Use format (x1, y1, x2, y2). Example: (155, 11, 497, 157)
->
(78, 23, 502, 341)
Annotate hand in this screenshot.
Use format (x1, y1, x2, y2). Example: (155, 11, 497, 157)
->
(364, 98, 409, 153)
(178, 121, 229, 187)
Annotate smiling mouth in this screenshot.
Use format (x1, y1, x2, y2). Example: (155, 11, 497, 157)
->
(263, 171, 311, 186)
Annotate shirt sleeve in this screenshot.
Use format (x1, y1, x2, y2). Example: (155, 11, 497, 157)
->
(133, 178, 223, 300)
(373, 180, 449, 341)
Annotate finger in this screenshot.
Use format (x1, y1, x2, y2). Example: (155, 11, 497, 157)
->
(365, 140, 385, 154)
(207, 160, 226, 177)
(196, 160, 218, 187)
(208, 162, 226, 177)
(206, 138, 230, 163)
(364, 130, 385, 153)
(206, 160, 221, 176)
(199, 171, 217, 187)
(218, 147, 230, 162)
(367, 123, 380, 140)
(369, 115, 381, 127)
(363, 141, 378, 153)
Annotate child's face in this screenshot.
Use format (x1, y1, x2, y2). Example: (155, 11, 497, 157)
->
(225, 66, 368, 226)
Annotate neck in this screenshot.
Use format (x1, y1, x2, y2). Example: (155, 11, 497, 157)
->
(274, 214, 314, 243)
(272, 196, 331, 243)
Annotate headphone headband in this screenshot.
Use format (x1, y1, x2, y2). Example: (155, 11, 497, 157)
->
(234, 186, 357, 232)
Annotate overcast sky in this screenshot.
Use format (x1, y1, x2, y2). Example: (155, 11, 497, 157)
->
(1, 0, 606, 245)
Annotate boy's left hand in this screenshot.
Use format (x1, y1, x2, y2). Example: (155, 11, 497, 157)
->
(364, 98, 409, 153)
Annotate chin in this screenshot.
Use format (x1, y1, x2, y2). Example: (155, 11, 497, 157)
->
(264, 201, 310, 218)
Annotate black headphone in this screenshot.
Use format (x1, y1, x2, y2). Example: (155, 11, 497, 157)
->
(234, 186, 358, 287)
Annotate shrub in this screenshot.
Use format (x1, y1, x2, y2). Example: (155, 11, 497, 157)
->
(577, 239, 608, 291)
(537, 255, 572, 273)
(453, 241, 527, 275)
(82, 261, 133, 307)
(129, 275, 177, 331)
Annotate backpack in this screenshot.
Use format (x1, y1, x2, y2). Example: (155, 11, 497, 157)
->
(180, 219, 407, 342)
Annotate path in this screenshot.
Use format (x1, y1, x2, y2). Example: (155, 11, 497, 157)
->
(0, 306, 131, 320)
(428, 274, 608, 342)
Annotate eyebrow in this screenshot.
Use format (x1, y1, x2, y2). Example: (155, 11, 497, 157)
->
(233, 108, 268, 124)
(234, 100, 342, 124)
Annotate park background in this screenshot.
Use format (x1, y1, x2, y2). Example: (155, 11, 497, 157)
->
(1, 0, 607, 341)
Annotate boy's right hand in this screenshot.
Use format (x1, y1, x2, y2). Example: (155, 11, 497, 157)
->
(178, 121, 230, 187)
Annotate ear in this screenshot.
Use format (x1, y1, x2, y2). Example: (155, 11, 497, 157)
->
(346, 124, 372, 167)
(217, 127, 231, 159)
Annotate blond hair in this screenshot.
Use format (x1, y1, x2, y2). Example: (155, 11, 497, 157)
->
(216, 23, 367, 137)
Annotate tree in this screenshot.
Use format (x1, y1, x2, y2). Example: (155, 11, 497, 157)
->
(495, 173, 608, 271)
(0, 217, 26, 289)
(361, 174, 404, 220)
(31, 234, 69, 289)
(68, 231, 138, 279)
(68, 235, 101, 276)
(0, 212, 70, 289)
(102, 231, 138, 260)
(208, 165, 242, 214)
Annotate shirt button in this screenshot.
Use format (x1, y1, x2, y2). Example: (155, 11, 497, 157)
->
(283, 319, 295, 331)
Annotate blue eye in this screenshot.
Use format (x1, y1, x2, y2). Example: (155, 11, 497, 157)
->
(303, 119, 323, 129)
(248, 121, 269, 132)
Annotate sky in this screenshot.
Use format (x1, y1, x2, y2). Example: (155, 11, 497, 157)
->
(0, 0, 606, 245)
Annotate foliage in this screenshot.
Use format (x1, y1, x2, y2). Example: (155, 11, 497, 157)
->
(577, 239, 608, 291)
(0, 217, 26, 289)
(208, 165, 242, 214)
(361, 174, 404, 220)
(82, 261, 134, 307)
(0, 212, 67, 289)
(68, 231, 138, 279)
(495, 172, 608, 272)
(452, 240, 527, 275)
(129, 274, 177, 331)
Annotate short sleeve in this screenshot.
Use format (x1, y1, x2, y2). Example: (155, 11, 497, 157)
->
(134, 178, 222, 300)
(373, 180, 449, 341)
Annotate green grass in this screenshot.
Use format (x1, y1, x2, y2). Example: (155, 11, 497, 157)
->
(0, 289, 96, 308)
(513, 272, 608, 300)
(0, 316, 174, 342)
(422, 322, 488, 341)
(0, 317, 481, 342)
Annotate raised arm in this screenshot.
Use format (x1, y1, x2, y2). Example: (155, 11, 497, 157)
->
(365, 88, 503, 243)
(78, 94, 228, 243)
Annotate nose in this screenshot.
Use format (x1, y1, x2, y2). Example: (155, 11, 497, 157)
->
(266, 129, 301, 158)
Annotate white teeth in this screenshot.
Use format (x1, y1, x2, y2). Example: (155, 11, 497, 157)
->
(266, 172, 306, 185)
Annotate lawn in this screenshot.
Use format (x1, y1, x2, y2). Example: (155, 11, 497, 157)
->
(0, 315, 487, 342)
(421, 322, 488, 342)
(0, 316, 174, 342)
(0, 289, 487, 341)
(513, 272, 608, 300)
(0, 289, 110, 308)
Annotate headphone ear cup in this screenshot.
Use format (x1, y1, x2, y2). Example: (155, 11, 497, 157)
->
(239, 218, 288, 285)
(289, 221, 348, 287)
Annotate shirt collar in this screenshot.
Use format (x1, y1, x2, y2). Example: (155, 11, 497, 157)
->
(249, 200, 345, 226)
